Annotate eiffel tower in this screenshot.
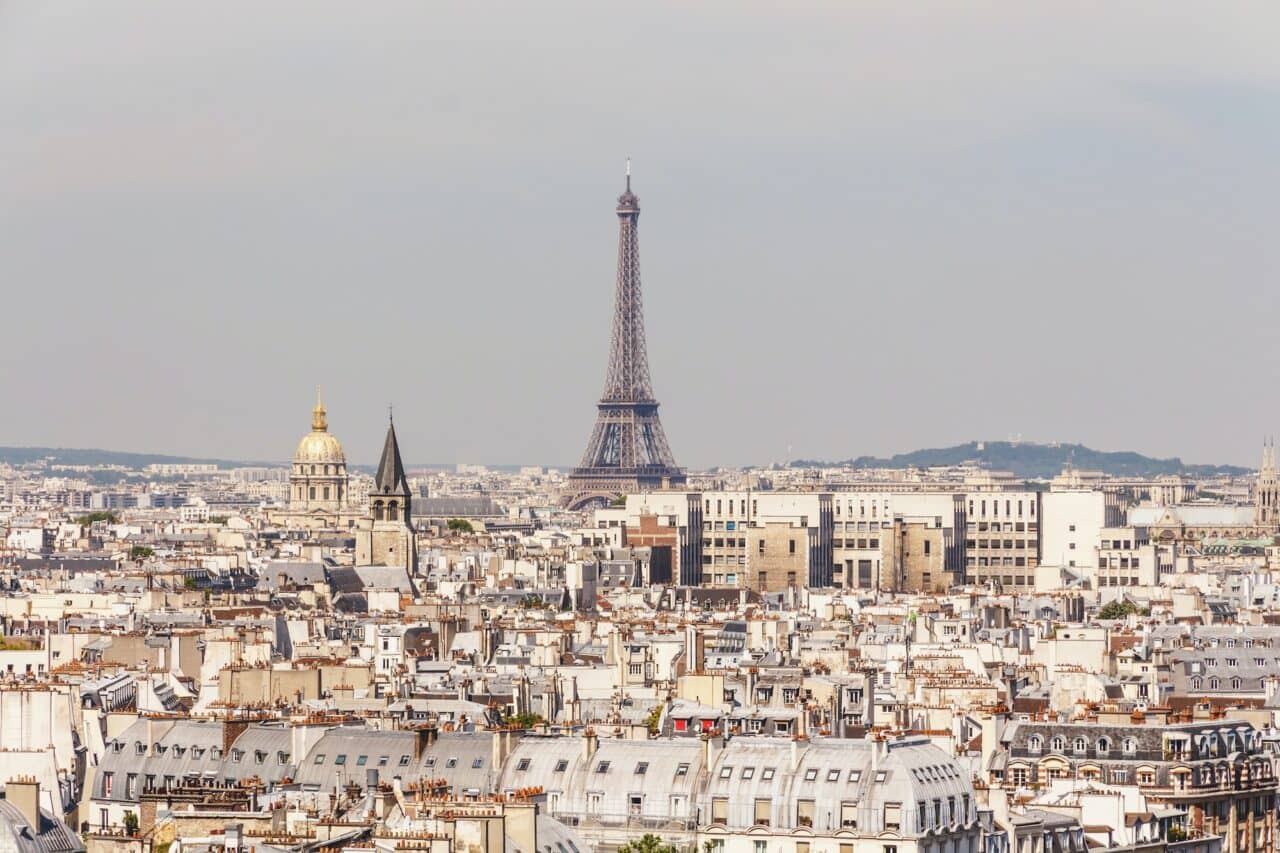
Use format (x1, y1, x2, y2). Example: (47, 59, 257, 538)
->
(562, 164, 685, 509)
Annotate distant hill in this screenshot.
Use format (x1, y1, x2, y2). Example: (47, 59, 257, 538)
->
(794, 441, 1251, 479)
(0, 446, 257, 469)
(0, 446, 539, 474)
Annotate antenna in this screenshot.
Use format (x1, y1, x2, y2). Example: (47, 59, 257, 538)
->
(625, 156, 631, 191)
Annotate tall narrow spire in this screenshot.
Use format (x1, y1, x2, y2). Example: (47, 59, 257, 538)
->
(312, 386, 328, 431)
(374, 415, 408, 495)
(563, 167, 684, 511)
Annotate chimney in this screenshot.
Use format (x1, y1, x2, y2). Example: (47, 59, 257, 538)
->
(583, 728, 599, 761)
(223, 718, 250, 754)
(6, 777, 40, 829)
(415, 725, 438, 758)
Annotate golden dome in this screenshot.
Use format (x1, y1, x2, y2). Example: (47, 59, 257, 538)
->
(294, 388, 346, 464)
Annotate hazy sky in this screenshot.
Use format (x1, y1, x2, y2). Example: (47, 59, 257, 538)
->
(2, 3, 1278, 468)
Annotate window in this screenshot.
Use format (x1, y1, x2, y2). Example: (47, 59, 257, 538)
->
(841, 801, 858, 828)
(472, 758, 484, 769)
(720, 766, 733, 779)
(1073, 737, 1088, 754)
(712, 797, 728, 825)
(827, 768, 841, 782)
(596, 761, 611, 774)
(1050, 736, 1066, 753)
(1027, 735, 1042, 754)
(556, 759, 569, 772)
(804, 768, 819, 781)
(516, 758, 531, 771)
(1123, 738, 1138, 755)
(314, 754, 326, 765)
(1096, 737, 1110, 756)
(399, 755, 412, 766)
(445, 758, 458, 769)
(636, 762, 649, 775)
(849, 769, 861, 782)
(754, 798, 771, 826)
(356, 755, 368, 766)
(761, 766, 775, 780)
(334, 754, 347, 766)
(797, 799, 815, 827)
(884, 802, 901, 832)
(675, 762, 688, 776)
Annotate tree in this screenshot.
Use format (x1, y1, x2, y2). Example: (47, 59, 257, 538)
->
(447, 518, 474, 533)
(76, 511, 118, 525)
(610, 495, 627, 507)
(507, 711, 545, 729)
(122, 810, 139, 836)
(617, 834, 678, 853)
(643, 705, 663, 734)
(1098, 600, 1140, 620)
(130, 545, 154, 560)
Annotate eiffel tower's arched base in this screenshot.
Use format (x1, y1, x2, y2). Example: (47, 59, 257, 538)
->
(560, 470, 686, 511)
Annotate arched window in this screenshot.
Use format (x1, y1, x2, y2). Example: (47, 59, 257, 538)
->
(1191, 677, 1202, 690)
(373, 501, 384, 521)
(311, 464, 316, 475)
(1073, 737, 1088, 754)
(309, 487, 316, 500)
(1122, 738, 1138, 755)
(1096, 737, 1111, 756)
(1050, 736, 1066, 753)
(1027, 736, 1043, 754)
(1209, 677, 1220, 690)
(387, 501, 399, 522)
(323, 487, 330, 500)
(1231, 677, 1242, 690)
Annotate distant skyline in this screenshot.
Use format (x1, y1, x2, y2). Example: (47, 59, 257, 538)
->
(2, 3, 1278, 468)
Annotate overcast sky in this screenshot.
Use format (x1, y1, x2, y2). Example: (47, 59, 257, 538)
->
(2, 3, 1277, 468)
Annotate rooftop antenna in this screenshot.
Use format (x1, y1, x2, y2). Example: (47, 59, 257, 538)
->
(625, 156, 631, 191)
(388, 404, 394, 424)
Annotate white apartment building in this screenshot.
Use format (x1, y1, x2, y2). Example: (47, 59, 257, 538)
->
(1040, 489, 1106, 569)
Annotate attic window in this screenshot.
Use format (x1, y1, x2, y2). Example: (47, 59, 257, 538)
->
(230, 749, 243, 762)
(555, 760, 569, 772)
(849, 770, 861, 782)
(804, 769, 819, 781)
(472, 758, 484, 769)
(516, 758, 531, 772)
(335, 755, 347, 766)
(741, 767, 754, 780)
(192, 747, 205, 759)
(357, 755, 368, 766)
(876, 771, 887, 783)
(675, 763, 689, 777)
(827, 769, 840, 782)
(636, 762, 649, 775)
(446, 758, 458, 769)
(400, 755, 413, 767)
(761, 767, 775, 781)
(314, 754, 326, 765)
(720, 766, 733, 779)
(378, 756, 389, 767)
(255, 751, 267, 765)
(424, 757, 436, 768)
(135, 743, 146, 755)
(596, 761, 611, 774)
(279, 752, 291, 765)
